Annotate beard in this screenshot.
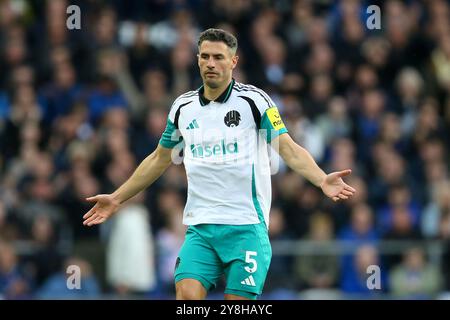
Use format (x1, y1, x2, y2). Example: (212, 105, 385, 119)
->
(204, 78, 220, 89)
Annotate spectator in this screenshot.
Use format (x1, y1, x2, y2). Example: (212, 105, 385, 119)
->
(24, 214, 64, 288)
(389, 247, 442, 299)
(316, 96, 352, 146)
(294, 212, 339, 291)
(0, 241, 32, 299)
(382, 205, 423, 270)
(106, 194, 156, 296)
(155, 189, 185, 297)
(36, 256, 100, 299)
(421, 181, 450, 238)
(265, 207, 295, 295)
(340, 244, 386, 298)
(437, 210, 450, 291)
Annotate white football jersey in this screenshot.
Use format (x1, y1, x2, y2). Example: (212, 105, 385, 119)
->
(159, 80, 288, 227)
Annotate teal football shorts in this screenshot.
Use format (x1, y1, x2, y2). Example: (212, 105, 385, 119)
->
(174, 222, 272, 300)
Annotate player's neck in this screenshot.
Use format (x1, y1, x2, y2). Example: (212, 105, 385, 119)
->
(203, 78, 232, 101)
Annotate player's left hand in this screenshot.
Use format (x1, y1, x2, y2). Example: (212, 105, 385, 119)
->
(320, 169, 356, 202)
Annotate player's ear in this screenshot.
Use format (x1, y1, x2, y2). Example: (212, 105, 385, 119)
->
(231, 55, 239, 70)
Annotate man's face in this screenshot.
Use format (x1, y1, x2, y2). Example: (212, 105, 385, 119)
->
(198, 40, 238, 89)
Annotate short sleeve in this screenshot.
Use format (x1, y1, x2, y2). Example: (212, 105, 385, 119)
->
(235, 84, 288, 143)
(159, 118, 183, 148)
(159, 99, 185, 149)
(260, 106, 288, 143)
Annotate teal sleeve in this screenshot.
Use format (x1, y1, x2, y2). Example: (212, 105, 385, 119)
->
(260, 107, 288, 143)
(159, 118, 183, 148)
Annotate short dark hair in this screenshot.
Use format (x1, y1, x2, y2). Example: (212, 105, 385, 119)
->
(198, 28, 238, 53)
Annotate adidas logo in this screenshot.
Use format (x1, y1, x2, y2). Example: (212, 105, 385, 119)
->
(186, 119, 199, 130)
(241, 275, 256, 287)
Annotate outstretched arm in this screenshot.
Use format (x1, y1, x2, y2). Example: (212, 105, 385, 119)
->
(275, 133, 356, 201)
(83, 144, 173, 226)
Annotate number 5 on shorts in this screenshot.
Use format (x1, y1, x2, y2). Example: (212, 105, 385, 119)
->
(244, 251, 257, 273)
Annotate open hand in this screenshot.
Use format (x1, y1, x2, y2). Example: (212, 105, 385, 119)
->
(83, 194, 120, 226)
(320, 169, 356, 202)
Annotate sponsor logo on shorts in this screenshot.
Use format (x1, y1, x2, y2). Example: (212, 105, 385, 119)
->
(241, 275, 256, 287)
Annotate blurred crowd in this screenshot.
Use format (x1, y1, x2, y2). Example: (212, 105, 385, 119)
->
(0, 0, 449, 299)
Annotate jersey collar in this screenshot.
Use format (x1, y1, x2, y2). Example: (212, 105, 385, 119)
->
(198, 79, 235, 106)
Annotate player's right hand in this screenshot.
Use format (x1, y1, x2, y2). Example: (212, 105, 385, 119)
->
(82, 194, 120, 226)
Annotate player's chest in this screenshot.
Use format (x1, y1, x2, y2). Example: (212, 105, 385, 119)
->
(179, 103, 256, 142)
